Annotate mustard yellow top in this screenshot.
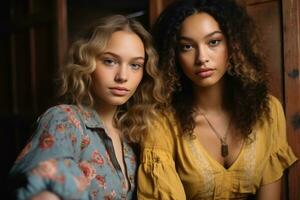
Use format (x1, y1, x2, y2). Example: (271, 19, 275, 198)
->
(137, 96, 298, 200)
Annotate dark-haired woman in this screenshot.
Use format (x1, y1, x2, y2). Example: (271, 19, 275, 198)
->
(138, 0, 297, 199)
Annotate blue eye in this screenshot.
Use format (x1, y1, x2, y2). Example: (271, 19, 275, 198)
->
(130, 63, 144, 70)
(102, 58, 117, 66)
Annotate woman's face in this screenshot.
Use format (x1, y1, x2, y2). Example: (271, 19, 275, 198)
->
(177, 12, 229, 89)
(92, 30, 144, 107)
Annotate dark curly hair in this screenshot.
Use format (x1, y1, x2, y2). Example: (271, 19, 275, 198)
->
(152, 0, 270, 138)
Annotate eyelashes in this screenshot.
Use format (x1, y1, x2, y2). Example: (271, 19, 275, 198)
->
(100, 57, 144, 70)
(178, 38, 223, 52)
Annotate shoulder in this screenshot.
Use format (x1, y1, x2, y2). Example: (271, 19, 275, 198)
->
(37, 104, 85, 130)
(268, 95, 283, 110)
(40, 104, 80, 118)
(148, 111, 178, 136)
(141, 110, 179, 150)
(258, 95, 286, 141)
(256, 95, 285, 130)
(267, 95, 285, 120)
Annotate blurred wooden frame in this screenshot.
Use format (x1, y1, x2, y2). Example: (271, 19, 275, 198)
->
(149, 0, 175, 26)
(282, 0, 300, 199)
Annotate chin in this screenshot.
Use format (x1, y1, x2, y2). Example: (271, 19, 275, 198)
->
(194, 78, 219, 87)
(110, 98, 130, 106)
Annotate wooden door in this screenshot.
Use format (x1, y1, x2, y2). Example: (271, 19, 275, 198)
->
(233, 1, 300, 199)
(281, 0, 300, 199)
(149, 0, 300, 199)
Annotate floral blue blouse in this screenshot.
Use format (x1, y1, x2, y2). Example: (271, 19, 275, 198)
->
(9, 105, 137, 200)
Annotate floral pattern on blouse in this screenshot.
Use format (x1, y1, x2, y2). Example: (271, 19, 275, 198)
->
(9, 105, 137, 200)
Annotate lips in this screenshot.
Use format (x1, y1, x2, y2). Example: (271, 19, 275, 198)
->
(109, 87, 130, 96)
(196, 68, 214, 78)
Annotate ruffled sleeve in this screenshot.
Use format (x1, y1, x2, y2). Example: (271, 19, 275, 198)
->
(261, 96, 298, 185)
(137, 115, 186, 200)
(9, 105, 90, 200)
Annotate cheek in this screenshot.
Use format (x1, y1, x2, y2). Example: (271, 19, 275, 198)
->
(134, 71, 144, 87)
(92, 80, 104, 98)
(92, 74, 105, 89)
(178, 55, 194, 77)
(178, 52, 195, 72)
(222, 55, 229, 70)
(178, 54, 190, 67)
(91, 73, 108, 95)
(218, 46, 229, 62)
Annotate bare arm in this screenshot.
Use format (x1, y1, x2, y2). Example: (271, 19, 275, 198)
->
(31, 191, 60, 200)
(256, 179, 281, 200)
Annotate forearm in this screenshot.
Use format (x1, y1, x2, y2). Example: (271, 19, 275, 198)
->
(257, 179, 281, 200)
(10, 158, 90, 200)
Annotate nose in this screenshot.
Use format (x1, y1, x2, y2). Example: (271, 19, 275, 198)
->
(195, 45, 209, 65)
(114, 64, 128, 83)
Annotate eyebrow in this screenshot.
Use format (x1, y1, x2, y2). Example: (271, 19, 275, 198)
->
(101, 52, 145, 61)
(178, 30, 223, 41)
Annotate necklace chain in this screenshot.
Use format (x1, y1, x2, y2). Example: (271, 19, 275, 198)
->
(199, 111, 231, 157)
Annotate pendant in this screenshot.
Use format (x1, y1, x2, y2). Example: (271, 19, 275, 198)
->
(221, 143, 228, 157)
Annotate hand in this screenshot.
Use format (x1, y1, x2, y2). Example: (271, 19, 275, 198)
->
(31, 191, 60, 200)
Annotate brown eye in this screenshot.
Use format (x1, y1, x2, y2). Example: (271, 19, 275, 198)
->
(208, 39, 221, 47)
(179, 44, 194, 52)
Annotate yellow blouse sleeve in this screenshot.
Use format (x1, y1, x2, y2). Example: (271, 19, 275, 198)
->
(137, 115, 186, 200)
(261, 96, 298, 185)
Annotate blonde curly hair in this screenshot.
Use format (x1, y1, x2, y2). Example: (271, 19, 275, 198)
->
(58, 15, 167, 142)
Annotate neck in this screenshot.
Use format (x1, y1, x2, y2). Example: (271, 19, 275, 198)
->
(94, 103, 118, 128)
(193, 80, 226, 114)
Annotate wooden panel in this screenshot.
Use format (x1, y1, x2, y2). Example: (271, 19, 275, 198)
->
(0, 0, 63, 189)
(56, 0, 68, 70)
(246, 1, 283, 101)
(246, 0, 276, 4)
(13, 32, 34, 113)
(282, 0, 300, 199)
(35, 25, 57, 112)
(149, 0, 175, 26)
(0, 34, 13, 113)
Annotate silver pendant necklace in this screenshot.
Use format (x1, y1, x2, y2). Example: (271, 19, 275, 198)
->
(199, 112, 231, 157)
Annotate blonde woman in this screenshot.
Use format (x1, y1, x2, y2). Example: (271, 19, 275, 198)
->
(9, 15, 165, 200)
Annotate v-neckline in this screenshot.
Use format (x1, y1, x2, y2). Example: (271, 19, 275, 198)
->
(194, 136, 245, 171)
